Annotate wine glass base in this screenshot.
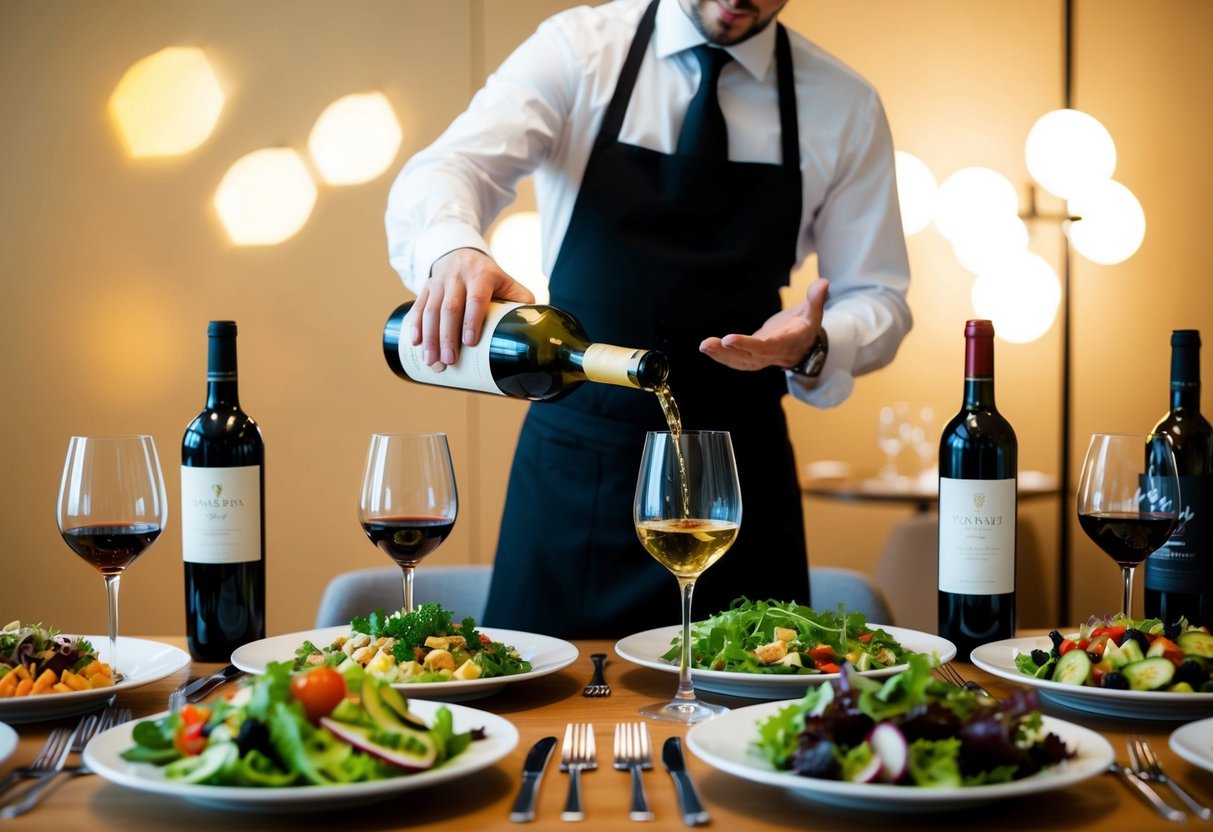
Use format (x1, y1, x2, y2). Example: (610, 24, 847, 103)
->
(639, 698, 727, 724)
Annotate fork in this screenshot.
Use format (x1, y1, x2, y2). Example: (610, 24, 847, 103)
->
(1128, 734, 1213, 820)
(936, 662, 995, 698)
(583, 653, 610, 697)
(614, 722, 654, 822)
(0, 726, 73, 801)
(0, 713, 102, 818)
(559, 723, 597, 821)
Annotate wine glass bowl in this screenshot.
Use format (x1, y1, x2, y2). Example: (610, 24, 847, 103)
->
(1076, 433, 1180, 618)
(634, 430, 741, 724)
(56, 435, 168, 679)
(358, 433, 458, 615)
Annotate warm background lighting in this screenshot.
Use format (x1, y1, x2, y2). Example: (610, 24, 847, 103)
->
(213, 148, 317, 245)
(489, 211, 549, 304)
(971, 251, 1062, 344)
(108, 46, 224, 158)
(1066, 179, 1147, 265)
(308, 92, 403, 185)
(893, 150, 937, 236)
(934, 167, 1020, 245)
(1025, 108, 1117, 199)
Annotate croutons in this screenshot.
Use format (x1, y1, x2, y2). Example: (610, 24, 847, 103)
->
(452, 659, 482, 680)
(773, 627, 797, 644)
(423, 648, 456, 672)
(754, 640, 788, 665)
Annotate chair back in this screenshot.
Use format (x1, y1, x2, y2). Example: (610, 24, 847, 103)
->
(314, 565, 492, 627)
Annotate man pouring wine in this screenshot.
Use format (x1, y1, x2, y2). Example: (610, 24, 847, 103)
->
(384, 0, 911, 637)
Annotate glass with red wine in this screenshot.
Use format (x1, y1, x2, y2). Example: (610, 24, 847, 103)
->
(1077, 432, 1180, 618)
(358, 433, 457, 615)
(56, 435, 168, 679)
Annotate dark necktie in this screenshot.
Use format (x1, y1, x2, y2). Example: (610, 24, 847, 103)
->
(676, 45, 733, 160)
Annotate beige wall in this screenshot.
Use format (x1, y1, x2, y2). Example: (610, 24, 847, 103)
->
(1, 1, 1209, 639)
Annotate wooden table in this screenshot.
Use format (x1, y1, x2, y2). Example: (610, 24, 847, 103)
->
(3, 636, 1212, 830)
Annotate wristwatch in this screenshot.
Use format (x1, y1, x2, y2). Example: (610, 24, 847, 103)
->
(791, 331, 828, 386)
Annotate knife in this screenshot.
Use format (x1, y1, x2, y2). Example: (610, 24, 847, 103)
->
(510, 736, 557, 822)
(663, 737, 710, 826)
(181, 663, 246, 703)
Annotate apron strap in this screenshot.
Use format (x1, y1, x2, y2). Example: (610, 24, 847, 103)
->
(595, 0, 659, 152)
(775, 25, 800, 172)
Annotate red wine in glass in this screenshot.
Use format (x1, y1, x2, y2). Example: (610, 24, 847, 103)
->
(1077, 511, 1176, 566)
(61, 523, 163, 575)
(360, 515, 454, 567)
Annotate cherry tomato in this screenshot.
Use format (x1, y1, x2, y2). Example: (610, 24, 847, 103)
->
(817, 662, 841, 674)
(173, 704, 210, 756)
(857, 632, 875, 644)
(807, 645, 837, 662)
(1057, 638, 1079, 656)
(1091, 625, 1126, 643)
(290, 666, 347, 722)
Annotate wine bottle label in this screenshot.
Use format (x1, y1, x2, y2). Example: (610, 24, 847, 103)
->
(938, 477, 1016, 594)
(181, 465, 263, 564)
(392, 302, 518, 395)
(583, 344, 641, 388)
(1145, 474, 1210, 594)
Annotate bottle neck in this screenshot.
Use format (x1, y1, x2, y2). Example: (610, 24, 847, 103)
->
(1171, 345, 1201, 411)
(963, 333, 996, 408)
(207, 335, 240, 408)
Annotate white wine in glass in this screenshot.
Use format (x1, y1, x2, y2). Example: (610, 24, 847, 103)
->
(358, 433, 458, 615)
(57, 435, 168, 679)
(634, 430, 741, 723)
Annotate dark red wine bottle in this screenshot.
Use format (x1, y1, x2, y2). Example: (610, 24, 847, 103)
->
(1145, 330, 1213, 628)
(181, 321, 266, 661)
(938, 320, 1018, 658)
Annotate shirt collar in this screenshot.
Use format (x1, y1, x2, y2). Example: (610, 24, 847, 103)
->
(654, 0, 777, 82)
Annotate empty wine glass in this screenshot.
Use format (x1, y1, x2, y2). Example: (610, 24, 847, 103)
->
(634, 430, 741, 723)
(1076, 433, 1180, 618)
(909, 404, 937, 480)
(358, 433, 458, 615)
(57, 435, 168, 679)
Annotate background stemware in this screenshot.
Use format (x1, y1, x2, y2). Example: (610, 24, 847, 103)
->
(634, 430, 741, 724)
(358, 432, 458, 615)
(1076, 432, 1180, 618)
(56, 435, 167, 678)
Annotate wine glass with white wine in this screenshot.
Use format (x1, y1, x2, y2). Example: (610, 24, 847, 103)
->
(634, 430, 741, 723)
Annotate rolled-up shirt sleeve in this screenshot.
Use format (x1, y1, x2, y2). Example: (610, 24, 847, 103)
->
(787, 87, 912, 408)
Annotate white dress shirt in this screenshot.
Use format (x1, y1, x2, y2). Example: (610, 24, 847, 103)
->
(385, 0, 911, 407)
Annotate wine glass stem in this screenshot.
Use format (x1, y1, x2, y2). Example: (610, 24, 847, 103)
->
(1121, 565, 1135, 618)
(103, 573, 121, 674)
(401, 566, 415, 615)
(676, 577, 697, 703)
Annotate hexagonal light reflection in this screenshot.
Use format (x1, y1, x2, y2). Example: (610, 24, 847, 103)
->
(308, 92, 402, 185)
(214, 149, 317, 245)
(109, 46, 224, 158)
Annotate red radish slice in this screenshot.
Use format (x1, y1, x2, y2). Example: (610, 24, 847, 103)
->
(868, 723, 908, 783)
(846, 753, 883, 783)
(319, 717, 437, 771)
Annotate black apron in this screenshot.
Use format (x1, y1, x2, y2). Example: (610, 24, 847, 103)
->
(484, 0, 809, 638)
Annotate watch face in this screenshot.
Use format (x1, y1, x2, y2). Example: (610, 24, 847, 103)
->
(799, 337, 826, 377)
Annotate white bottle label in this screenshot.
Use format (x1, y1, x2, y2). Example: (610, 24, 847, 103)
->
(394, 302, 519, 395)
(938, 477, 1016, 594)
(181, 465, 262, 564)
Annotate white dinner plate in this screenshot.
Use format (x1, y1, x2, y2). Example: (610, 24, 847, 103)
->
(971, 636, 1213, 721)
(0, 722, 16, 766)
(686, 700, 1114, 812)
(83, 700, 518, 812)
(614, 624, 956, 700)
(1170, 717, 1213, 774)
(0, 637, 190, 724)
(231, 626, 578, 702)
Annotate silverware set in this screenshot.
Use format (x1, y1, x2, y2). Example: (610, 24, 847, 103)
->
(1116, 735, 1212, 822)
(0, 705, 133, 818)
(513, 723, 708, 824)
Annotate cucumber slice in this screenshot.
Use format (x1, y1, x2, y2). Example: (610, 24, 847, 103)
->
(164, 742, 237, 784)
(1178, 630, 1213, 659)
(1122, 657, 1176, 691)
(1119, 638, 1146, 664)
(1053, 649, 1092, 686)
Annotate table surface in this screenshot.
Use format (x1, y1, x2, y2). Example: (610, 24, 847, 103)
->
(803, 470, 1060, 510)
(2, 634, 1211, 830)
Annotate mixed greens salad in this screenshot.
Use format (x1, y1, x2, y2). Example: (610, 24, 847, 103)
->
(755, 654, 1074, 786)
(293, 603, 532, 684)
(1014, 614, 1213, 692)
(662, 598, 912, 675)
(121, 662, 480, 786)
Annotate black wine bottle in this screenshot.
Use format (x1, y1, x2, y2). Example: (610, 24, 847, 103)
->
(383, 301, 668, 400)
(938, 319, 1018, 657)
(1145, 330, 1213, 628)
(181, 321, 266, 661)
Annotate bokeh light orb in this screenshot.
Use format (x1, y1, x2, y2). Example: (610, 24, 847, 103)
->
(308, 92, 403, 185)
(1025, 109, 1117, 200)
(214, 148, 317, 246)
(109, 46, 224, 158)
(1066, 180, 1146, 265)
(894, 151, 938, 236)
(971, 251, 1062, 344)
(935, 167, 1020, 245)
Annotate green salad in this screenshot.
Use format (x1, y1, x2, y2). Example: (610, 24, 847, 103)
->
(755, 655, 1074, 786)
(293, 603, 532, 684)
(121, 662, 479, 786)
(662, 598, 912, 675)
